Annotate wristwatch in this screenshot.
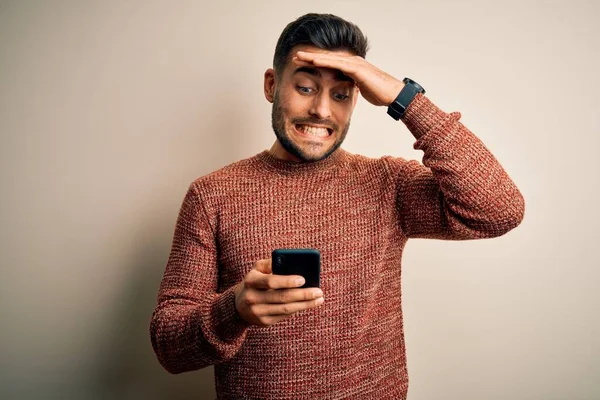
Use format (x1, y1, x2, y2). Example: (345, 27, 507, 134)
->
(387, 77, 425, 120)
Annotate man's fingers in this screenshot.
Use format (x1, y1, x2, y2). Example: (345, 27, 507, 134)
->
(246, 270, 305, 290)
(292, 57, 313, 67)
(246, 259, 306, 289)
(263, 288, 323, 304)
(296, 50, 362, 63)
(314, 57, 358, 76)
(295, 51, 361, 75)
(293, 55, 358, 81)
(254, 297, 325, 317)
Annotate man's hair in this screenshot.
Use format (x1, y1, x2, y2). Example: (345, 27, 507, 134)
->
(273, 13, 369, 75)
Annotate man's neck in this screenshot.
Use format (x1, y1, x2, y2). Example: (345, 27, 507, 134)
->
(268, 141, 302, 162)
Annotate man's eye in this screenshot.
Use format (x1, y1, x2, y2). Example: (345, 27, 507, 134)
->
(297, 86, 313, 94)
(333, 93, 349, 101)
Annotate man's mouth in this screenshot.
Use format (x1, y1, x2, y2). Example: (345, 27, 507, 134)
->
(294, 124, 333, 138)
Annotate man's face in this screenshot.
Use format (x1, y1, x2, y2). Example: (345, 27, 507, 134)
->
(265, 45, 359, 162)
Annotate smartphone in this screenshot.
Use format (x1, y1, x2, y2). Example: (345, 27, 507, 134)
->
(271, 248, 320, 288)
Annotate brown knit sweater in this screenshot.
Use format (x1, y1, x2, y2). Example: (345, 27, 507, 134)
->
(150, 93, 525, 399)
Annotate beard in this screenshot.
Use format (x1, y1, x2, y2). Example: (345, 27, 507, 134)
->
(271, 91, 350, 162)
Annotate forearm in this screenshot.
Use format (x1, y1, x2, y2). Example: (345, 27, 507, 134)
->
(397, 94, 525, 239)
(150, 285, 249, 374)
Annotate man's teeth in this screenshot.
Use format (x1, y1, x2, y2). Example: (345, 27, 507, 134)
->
(299, 125, 329, 137)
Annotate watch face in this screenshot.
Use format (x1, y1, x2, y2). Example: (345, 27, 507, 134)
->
(403, 77, 425, 93)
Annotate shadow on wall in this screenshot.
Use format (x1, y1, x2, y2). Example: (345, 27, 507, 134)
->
(91, 226, 217, 400)
(89, 97, 255, 399)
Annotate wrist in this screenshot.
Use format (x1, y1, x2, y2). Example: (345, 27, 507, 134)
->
(386, 80, 406, 106)
(233, 282, 244, 318)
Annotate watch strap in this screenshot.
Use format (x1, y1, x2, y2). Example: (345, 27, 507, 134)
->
(387, 77, 425, 120)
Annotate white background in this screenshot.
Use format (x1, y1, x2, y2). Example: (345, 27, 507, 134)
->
(1, 0, 598, 399)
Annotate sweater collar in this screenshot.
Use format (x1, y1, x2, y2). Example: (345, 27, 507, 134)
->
(256, 148, 348, 176)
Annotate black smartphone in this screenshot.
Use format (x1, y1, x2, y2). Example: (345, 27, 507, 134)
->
(271, 248, 320, 288)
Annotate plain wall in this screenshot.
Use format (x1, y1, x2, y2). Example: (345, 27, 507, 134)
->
(1, 0, 598, 399)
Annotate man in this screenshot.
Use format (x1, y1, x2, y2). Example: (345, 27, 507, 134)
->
(150, 13, 525, 399)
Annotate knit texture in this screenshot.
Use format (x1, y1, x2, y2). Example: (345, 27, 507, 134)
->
(150, 94, 525, 399)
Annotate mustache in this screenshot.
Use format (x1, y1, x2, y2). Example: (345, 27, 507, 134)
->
(292, 117, 338, 131)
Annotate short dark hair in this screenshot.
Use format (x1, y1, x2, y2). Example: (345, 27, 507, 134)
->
(273, 13, 369, 75)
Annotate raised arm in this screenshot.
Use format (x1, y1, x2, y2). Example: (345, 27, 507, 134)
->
(293, 50, 524, 240)
(392, 94, 525, 239)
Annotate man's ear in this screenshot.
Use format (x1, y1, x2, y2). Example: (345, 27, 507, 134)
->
(264, 68, 276, 103)
(352, 86, 360, 108)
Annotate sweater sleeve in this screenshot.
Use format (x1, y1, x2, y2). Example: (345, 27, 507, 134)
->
(393, 93, 525, 239)
(149, 182, 250, 374)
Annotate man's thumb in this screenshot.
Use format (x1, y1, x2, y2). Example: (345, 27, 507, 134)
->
(254, 258, 272, 274)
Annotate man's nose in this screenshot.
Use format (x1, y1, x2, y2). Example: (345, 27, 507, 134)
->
(309, 92, 332, 120)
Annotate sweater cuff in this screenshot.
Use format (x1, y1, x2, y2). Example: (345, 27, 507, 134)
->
(208, 285, 250, 344)
(401, 93, 451, 140)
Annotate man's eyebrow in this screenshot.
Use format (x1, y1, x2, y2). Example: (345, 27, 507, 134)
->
(293, 66, 354, 83)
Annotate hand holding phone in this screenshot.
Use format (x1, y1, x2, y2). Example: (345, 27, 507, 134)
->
(233, 255, 324, 327)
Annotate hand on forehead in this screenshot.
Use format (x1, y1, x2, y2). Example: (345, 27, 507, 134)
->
(291, 49, 358, 83)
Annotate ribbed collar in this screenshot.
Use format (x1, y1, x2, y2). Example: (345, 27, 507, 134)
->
(256, 148, 349, 176)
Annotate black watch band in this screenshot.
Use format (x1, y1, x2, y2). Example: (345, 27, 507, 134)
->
(387, 77, 425, 120)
